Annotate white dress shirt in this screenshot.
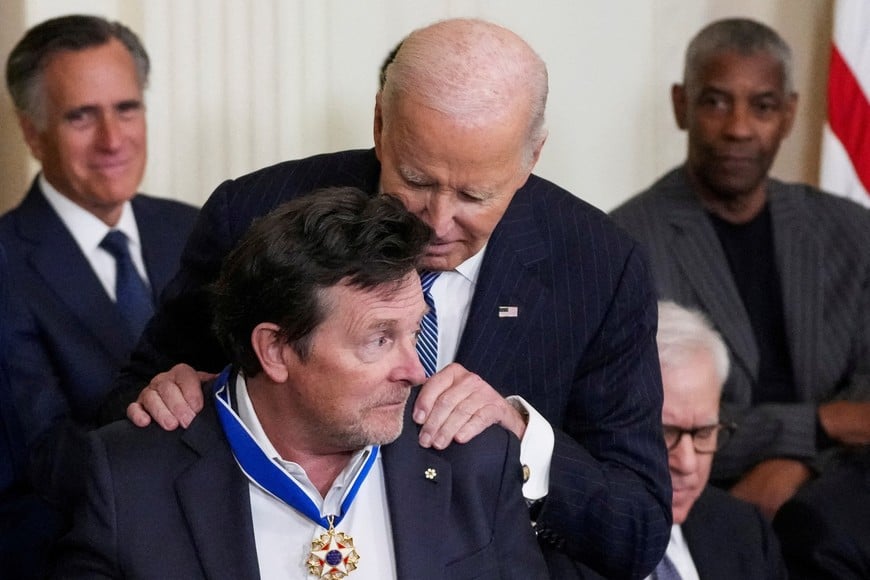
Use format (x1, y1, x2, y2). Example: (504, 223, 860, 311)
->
(235, 375, 397, 580)
(39, 174, 149, 300)
(643, 524, 700, 580)
(428, 247, 554, 500)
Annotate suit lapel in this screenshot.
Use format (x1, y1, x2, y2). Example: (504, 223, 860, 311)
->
(681, 501, 722, 580)
(662, 174, 759, 386)
(175, 404, 261, 579)
(769, 186, 822, 401)
(382, 411, 450, 580)
(13, 184, 132, 360)
(455, 189, 548, 388)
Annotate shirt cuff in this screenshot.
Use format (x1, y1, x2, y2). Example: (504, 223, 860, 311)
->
(508, 395, 554, 501)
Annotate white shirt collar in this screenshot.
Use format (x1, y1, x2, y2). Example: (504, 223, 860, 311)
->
(452, 243, 486, 283)
(39, 173, 141, 255)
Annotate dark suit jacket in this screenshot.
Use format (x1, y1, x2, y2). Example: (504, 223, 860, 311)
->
(0, 180, 198, 505)
(0, 243, 64, 580)
(773, 448, 870, 580)
(109, 149, 671, 578)
(55, 386, 548, 579)
(683, 487, 786, 580)
(569, 486, 786, 580)
(611, 167, 870, 481)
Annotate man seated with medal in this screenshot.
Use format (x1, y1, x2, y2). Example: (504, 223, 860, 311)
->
(53, 187, 548, 579)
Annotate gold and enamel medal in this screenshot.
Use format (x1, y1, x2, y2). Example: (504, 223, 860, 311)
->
(306, 515, 360, 578)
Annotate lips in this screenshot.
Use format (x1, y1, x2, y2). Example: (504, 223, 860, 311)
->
(425, 240, 458, 256)
(91, 158, 133, 176)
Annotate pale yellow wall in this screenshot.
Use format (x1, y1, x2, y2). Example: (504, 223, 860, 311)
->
(0, 0, 833, 214)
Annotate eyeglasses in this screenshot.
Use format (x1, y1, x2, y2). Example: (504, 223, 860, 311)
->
(662, 421, 736, 454)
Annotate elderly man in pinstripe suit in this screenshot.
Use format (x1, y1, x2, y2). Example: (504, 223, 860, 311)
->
(612, 18, 870, 520)
(102, 18, 673, 579)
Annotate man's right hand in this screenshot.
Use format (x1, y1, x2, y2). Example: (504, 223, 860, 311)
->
(126, 363, 213, 429)
(818, 400, 870, 445)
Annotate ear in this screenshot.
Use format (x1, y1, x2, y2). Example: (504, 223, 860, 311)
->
(373, 94, 384, 162)
(17, 113, 45, 161)
(671, 84, 689, 131)
(250, 322, 291, 384)
(527, 130, 548, 172)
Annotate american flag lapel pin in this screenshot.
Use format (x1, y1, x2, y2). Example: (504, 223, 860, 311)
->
(498, 306, 519, 318)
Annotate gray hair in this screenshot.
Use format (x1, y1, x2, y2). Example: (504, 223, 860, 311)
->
(6, 14, 150, 128)
(656, 301, 730, 390)
(683, 18, 794, 95)
(379, 18, 548, 170)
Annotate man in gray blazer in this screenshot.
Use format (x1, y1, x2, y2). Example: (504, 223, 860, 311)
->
(611, 18, 870, 519)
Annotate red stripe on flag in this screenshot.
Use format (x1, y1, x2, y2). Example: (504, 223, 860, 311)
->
(827, 45, 870, 193)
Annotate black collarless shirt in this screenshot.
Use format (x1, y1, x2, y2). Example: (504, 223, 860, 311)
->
(709, 205, 797, 404)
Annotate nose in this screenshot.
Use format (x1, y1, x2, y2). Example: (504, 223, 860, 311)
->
(96, 114, 123, 150)
(723, 102, 753, 139)
(397, 337, 427, 386)
(668, 432, 699, 475)
(424, 192, 455, 238)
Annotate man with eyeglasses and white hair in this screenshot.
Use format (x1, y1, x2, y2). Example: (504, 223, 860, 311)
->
(644, 301, 785, 580)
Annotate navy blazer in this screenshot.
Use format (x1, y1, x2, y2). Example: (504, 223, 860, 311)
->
(612, 167, 870, 481)
(0, 244, 66, 579)
(110, 149, 671, 578)
(683, 487, 786, 580)
(0, 180, 198, 505)
(56, 387, 548, 579)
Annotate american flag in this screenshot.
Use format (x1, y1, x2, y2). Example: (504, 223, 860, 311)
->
(820, 0, 870, 207)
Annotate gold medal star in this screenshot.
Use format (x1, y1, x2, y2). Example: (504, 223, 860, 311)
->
(307, 528, 360, 579)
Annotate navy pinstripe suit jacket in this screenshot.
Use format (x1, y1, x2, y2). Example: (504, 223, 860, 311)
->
(110, 149, 672, 579)
(611, 166, 870, 482)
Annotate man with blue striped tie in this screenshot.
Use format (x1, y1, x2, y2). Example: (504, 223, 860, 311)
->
(113, 18, 671, 579)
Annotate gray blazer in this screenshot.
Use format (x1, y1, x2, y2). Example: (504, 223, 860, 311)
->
(611, 167, 870, 481)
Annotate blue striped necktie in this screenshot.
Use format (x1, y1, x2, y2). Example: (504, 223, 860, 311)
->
(100, 230, 154, 340)
(417, 270, 441, 377)
(652, 553, 682, 580)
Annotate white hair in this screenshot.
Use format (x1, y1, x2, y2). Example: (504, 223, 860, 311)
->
(656, 301, 730, 389)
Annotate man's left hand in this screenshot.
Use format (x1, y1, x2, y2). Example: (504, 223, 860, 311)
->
(413, 362, 527, 449)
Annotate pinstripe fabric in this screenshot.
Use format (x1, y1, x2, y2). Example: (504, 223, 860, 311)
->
(115, 149, 672, 579)
(612, 166, 870, 481)
(417, 271, 440, 377)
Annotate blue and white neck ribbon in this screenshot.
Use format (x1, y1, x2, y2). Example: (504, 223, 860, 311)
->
(213, 367, 379, 529)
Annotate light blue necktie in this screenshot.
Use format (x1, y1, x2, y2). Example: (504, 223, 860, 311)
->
(417, 271, 440, 377)
(652, 553, 682, 580)
(100, 230, 154, 340)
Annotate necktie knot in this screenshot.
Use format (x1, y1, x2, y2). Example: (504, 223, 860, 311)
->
(419, 270, 440, 294)
(100, 230, 132, 261)
(100, 230, 154, 340)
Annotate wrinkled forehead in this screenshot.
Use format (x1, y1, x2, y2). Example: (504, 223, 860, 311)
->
(688, 48, 788, 94)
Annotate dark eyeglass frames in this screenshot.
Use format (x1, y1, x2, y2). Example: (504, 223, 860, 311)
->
(662, 421, 737, 453)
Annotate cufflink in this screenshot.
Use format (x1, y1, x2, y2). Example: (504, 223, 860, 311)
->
(522, 464, 530, 483)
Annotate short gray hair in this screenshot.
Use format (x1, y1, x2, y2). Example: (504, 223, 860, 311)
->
(379, 18, 548, 170)
(6, 14, 150, 128)
(683, 18, 794, 95)
(656, 301, 730, 390)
